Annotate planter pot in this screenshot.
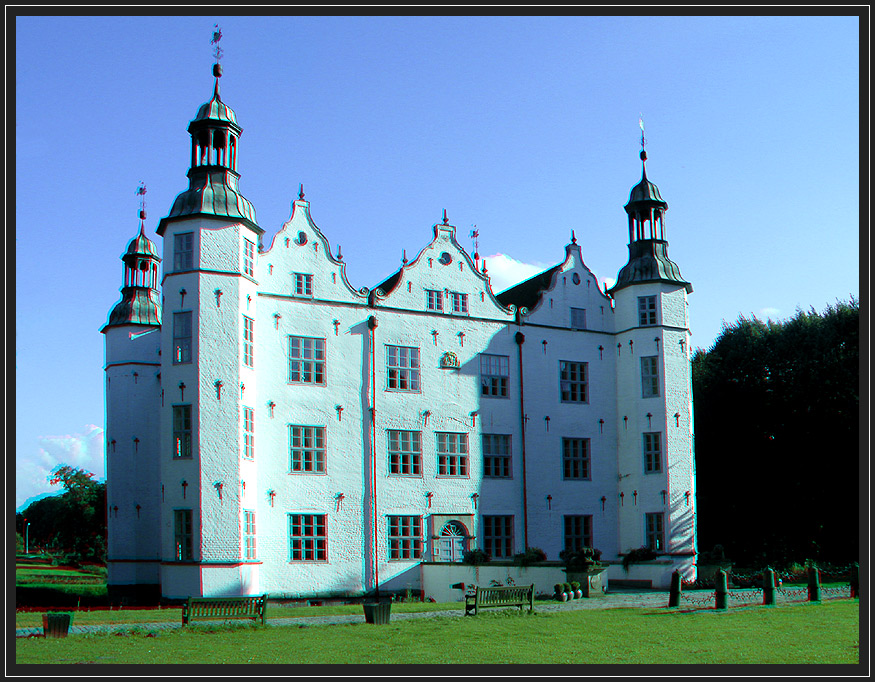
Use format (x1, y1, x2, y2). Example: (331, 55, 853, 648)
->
(363, 601, 392, 625)
(566, 567, 609, 598)
(574, 589, 583, 599)
(42, 612, 72, 638)
(555, 591, 567, 602)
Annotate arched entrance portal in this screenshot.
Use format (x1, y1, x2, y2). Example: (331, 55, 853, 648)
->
(437, 521, 468, 562)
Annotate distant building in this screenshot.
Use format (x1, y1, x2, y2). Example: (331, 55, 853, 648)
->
(102, 65, 697, 601)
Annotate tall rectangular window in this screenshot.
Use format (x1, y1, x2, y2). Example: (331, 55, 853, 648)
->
(562, 437, 590, 480)
(289, 337, 326, 384)
(645, 512, 665, 552)
(563, 514, 593, 553)
(643, 432, 662, 473)
(388, 430, 421, 476)
(559, 361, 588, 403)
(641, 356, 660, 397)
(387, 346, 420, 391)
(242, 406, 254, 460)
(388, 516, 422, 560)
(294, 273, 313, 296)
(437, 432, 469, 477)
(483, 434, 512, 478)
(173, 312, 192, 364)
(482, 515, 513, 558)
(243, 238, 255, 277)
(480, 354, 509, 398)
(172, 405, 192, 459)
(570, 307, 587, 330)
(174, 509, 193, 560)
(638, 296, 658, 326)
(290, 425, 326, 473)
(174, 232, 193, 271)
(243, 316, 254, 368)
(426, 289, 443, 311)
(289, 514, 327, 561)
(243, 510, 256, 560)
(450, 292, 468, 314)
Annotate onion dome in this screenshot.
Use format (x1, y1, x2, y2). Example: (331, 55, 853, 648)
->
(192, 79, 238, 125)
(102, 223, 162, 331)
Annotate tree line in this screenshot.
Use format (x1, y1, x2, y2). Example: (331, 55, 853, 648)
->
(692, 297, 859, 568)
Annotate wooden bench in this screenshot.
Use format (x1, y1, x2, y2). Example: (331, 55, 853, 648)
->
(464, 584, 534, 616)
(181, 594, 267, 626)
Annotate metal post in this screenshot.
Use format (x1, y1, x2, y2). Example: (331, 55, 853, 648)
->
(668, 569, 682, 607)
(850, 563, 859, 599)
(807, 566, 821, 602)
(714, 569, 728, 610)
(762, 567, 776, 606)
(25, 522, 30, 554)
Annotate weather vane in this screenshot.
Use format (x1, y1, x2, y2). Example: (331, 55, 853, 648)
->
(638, 114, 646, 152)
(211, 24, 224, 64)
(136, 182, 147, 221)
(470, 226, 480, 263)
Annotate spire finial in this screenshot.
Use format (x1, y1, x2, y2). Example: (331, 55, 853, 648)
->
(442, 209, 448, 225)
(298, 184, 305, 201)
(402, 249, 408, 265)
(211, 24, 224, 79)
(638, 114, 648, 165)
(571, 229, 577, 244)
(470, 225, 480, 262)
(136, 182, 147, 224)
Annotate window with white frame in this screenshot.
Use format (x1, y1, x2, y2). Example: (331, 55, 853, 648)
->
(289, 336, 326, 384)
(243, 510, 256, 560)
(645, 512, 665, 552)
(643, 432, 662, 473)
(172, 405, 192, 459)
(482, 515, 513, 558)
(174, 232, 193, 271)
(638, 296, 657, 326)
(437, 432, 468, 477)
(294, 272, 314, 296)
(450, 291, 468, 314)
(290, 425, 326, 473)
(559, 360, 588, 403)
(570, 307, 587, 330)
(483, 434, 511, 478)
(641, 356, 660, 397)
(243, 316, 254, 367)
(242, 406, 254, 460)
(243, 238, 255, 277)
(562, 437, 590, 480)
(388, 515, 422, 559)
(388, 430, 421, 476)
(387, 346, 420, 391)
(289, 514, 327, 561)
(480, 354, 509, 398)
(563, 514, 593, 553)
(174, 509, 193, 560)
(426, 289, 443, 311)
(173, 312, 192, 364)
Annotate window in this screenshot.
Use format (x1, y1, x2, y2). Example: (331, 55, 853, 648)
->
(243, 406, 254, 460)
(243, 238, 255, 277)
(645, 512, 665, 552)
(643, 432, 662, 473)
(482, 515, 513, 558)
(559, 361, 588, 403)
(289, 514, 327, 561)
(295, 273, 314, 296)
(450, 292, 468, 314)
(426, 289, 443, 311)
(243, 510, 256, 560)
(174, 509, 193, 560)
(173, 312, 192, 364)
(387, 346, 420, 391)
(289, 337, 326, 384)
(641, 356, 660, 397)
(638, 296, 657, 326)
(174, 232, 193, 271)
(562, 437, 590, 480)
(564, 515, 593, 553)
(389, 516, 422, 559)
(388, 430, 421, 476)
(437, 432, 468, 477)
(570, 307, 587, 330)
(480, 354, 509, 398)
(243, 316, 254, 368)
(290, 425, 326, 473)
(172, 405, 192, 459)
(483, 434, 512, 478)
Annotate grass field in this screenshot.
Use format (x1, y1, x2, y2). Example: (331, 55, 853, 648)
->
(15, 600, 860, 666)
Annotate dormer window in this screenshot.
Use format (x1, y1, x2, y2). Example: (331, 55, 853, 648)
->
(295, 273, 313, 297)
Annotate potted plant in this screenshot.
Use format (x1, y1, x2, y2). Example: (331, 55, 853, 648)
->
(513, 547, 547, 567)
(561, 547, 609, 597)
(563, 582, 574, 600)
(571, 581, 583, 599)
(554, 583, 567, 602)
(621, 546, 657, 573)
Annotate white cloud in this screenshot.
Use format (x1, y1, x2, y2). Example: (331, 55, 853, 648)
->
(16, 425, 105, 511)
(480, 253, 548, 293)
(759, 307, 781, 320)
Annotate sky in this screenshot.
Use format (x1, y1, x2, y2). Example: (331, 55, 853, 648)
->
(13, 13, 861, 511)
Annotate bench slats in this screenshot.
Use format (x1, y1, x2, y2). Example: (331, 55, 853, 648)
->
(182, 594, 267, 625)
(464, 584, 534, 616)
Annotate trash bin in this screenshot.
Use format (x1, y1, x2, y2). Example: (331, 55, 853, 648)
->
(362, 601, 391, 625)
(42, 612, 73, 638)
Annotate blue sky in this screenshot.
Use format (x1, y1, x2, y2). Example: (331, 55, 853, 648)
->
(14, 14, 860, 510)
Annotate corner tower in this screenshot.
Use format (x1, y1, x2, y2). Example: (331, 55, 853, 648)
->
(608, 148, 697, 582)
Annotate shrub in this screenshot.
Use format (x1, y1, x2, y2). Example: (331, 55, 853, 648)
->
(462, 549, 490, 566)
(560, 547, 604, 570)
(513, 547, 547, 566)
(622, 547, 657, 572)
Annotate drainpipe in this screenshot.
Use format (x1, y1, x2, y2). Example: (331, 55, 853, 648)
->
(368, 314, 379, 599)
(515, 329, 529, 549)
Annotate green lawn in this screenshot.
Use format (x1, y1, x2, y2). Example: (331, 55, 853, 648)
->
(15, 600, 860, 666)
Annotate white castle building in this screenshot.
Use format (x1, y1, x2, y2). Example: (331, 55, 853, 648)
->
(102, 65, 697, 602)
